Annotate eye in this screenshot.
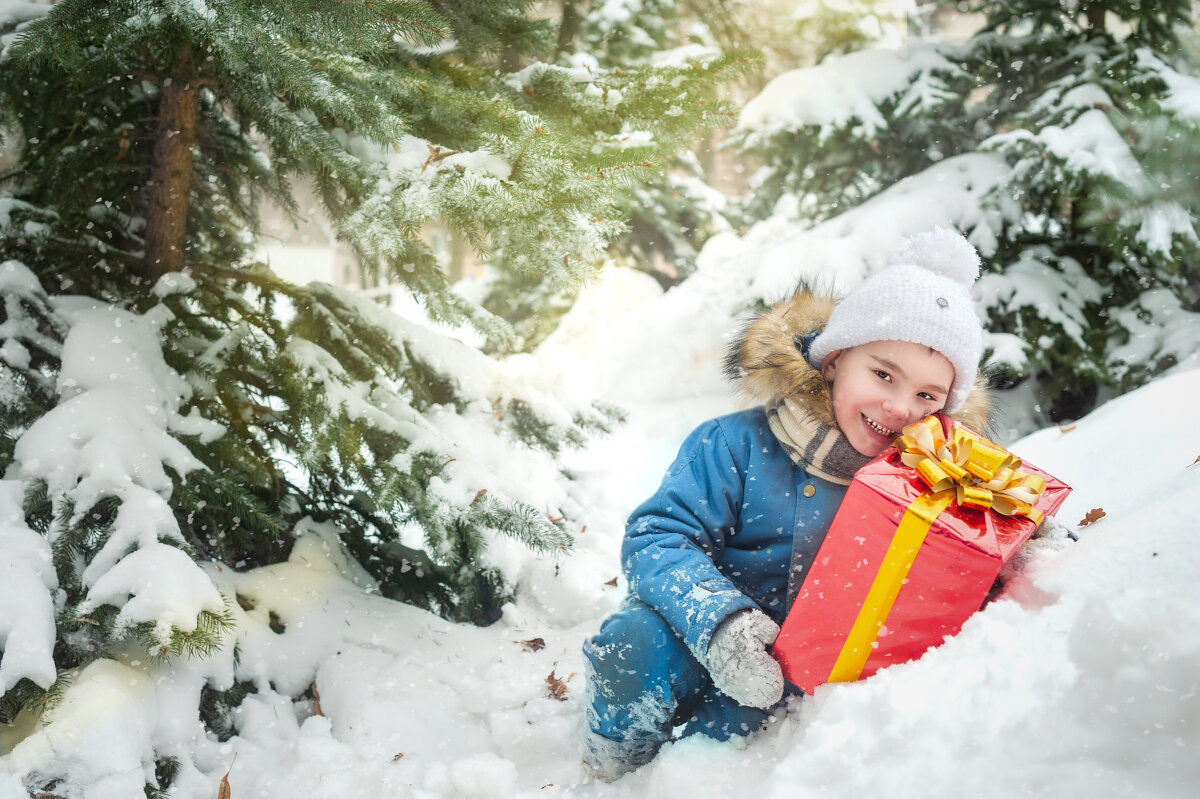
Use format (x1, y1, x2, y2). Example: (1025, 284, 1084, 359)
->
(874, 369, 891, 382)
(918, 391, 937, 401)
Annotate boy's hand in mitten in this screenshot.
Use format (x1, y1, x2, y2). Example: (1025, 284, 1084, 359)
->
(705, 609, 784, 709)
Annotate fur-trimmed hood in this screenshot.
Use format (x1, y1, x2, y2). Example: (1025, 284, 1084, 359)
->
(723, 284, 993, 435)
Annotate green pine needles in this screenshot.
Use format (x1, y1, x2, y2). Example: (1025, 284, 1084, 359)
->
(556, 0, 760, 292)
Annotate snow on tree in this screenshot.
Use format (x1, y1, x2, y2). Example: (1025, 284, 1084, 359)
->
(734, 0, 1200, 422)
(0, 0, 740, 772)
(545, 2, 910, 297)
(546, 1, 758, 294)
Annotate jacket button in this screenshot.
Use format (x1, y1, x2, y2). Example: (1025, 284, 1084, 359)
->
(802, 484, 816, 498)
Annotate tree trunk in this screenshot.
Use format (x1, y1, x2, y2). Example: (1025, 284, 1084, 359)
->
(555, 0, 583, 61)
(1085, 3, 1106, 35)
(143, 72, 198, 282)
(500, 46, 521, 72)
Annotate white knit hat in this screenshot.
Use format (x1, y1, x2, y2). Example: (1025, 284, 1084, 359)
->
(808, 227, 984, 413)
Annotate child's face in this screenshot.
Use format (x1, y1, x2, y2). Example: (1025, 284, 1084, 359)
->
(822, 340, 955, 457)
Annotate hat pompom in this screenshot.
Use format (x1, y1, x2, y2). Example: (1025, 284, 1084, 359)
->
(888, 227, 980, 287)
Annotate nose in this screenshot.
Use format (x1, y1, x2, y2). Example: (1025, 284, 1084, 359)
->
(881, 395, 918, 425)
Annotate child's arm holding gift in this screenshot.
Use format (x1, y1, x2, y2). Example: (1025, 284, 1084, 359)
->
(621, 417, 784, 708)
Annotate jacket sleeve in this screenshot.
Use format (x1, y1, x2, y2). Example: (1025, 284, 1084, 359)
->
(621, 417, 760, 660)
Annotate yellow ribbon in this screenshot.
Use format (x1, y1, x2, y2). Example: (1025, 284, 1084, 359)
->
(827, 416, 1047, 684)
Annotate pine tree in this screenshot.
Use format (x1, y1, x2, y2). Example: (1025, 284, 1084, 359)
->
(735, 0, 1200, 422)
(546, 0, 758, 297)
(0, 0, 735, 755)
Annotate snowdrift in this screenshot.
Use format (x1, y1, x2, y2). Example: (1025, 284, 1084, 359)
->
(3, 360, 1197, 798)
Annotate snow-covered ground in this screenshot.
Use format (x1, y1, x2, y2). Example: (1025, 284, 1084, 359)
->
(3, 258, 1198, 798)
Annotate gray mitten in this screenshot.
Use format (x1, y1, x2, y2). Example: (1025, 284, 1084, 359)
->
(705, 609, 784, 709)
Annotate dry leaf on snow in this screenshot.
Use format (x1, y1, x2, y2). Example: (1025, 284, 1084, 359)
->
(545, 670, 569, 701)
(217, 753, 237, 799)
(1078, 507, 1106, 526)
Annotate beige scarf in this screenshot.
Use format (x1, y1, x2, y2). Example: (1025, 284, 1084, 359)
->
(765, 396, 874, 485)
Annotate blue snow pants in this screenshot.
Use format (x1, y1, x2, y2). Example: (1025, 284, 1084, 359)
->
(582, 598, 781, 773)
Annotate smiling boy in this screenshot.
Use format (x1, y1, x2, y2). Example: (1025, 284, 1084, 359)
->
(821, 340, 954, 456)
(581, 228, 991, 781)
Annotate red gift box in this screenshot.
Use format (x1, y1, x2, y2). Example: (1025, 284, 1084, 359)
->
(772, 415, 1071, 694)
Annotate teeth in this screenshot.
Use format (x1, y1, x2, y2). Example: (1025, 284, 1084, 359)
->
(864, 416, 895, 437)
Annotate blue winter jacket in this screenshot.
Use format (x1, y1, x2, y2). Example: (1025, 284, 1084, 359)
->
(622, 407, 848, 660)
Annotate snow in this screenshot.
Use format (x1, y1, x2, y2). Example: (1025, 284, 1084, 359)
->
(1026, 79, 1113, 122)
(0, 0, 45, 32)
(1105, 288, 1200, 380)
(607, 129, 655, 149)
(151, 272, 197, 299)
(974, 248, 1104, 352)
(507, 54, 606, 92)
(0, 482, 57, 694)
(4, 252, 1199, 797)
(77, 542, 226, 635)
(590, 0, 639, 27)
(1136, 48, 1200, 123)
(0, 260, 41, 295)
(0, 338, 29, 370)
(1012, 109, 1145, 187)
(5, 291, 228, 656)
(2, 659, 160, 799)
(737, 46, 961, 144)
(981, 331, 1028, 373)
(1128, 200, 1200, 257)
(650, 44, 722, 67)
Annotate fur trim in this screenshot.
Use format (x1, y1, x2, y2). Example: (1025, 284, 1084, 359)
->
(725, 284, 994, 433)
(724, 284, 838, 427)
(950, 375, 992, 435)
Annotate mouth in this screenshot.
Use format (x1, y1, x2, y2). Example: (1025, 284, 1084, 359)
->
(863, 415, 897, 439)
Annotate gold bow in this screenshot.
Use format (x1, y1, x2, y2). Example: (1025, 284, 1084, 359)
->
(894, 416, 1047, 526)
